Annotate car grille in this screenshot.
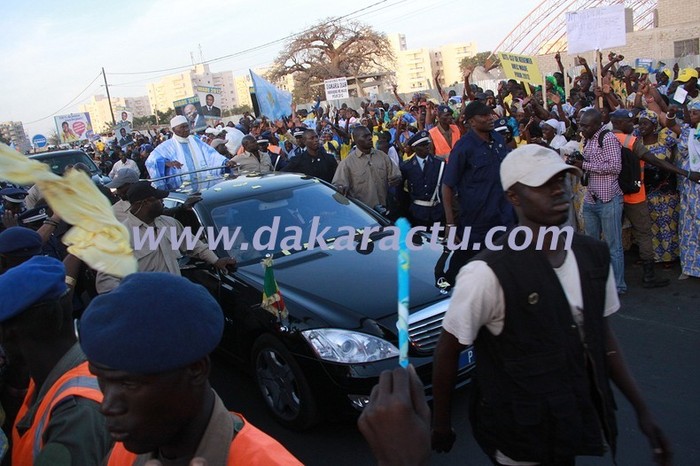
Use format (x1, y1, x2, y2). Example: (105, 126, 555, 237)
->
(408, 299, 450, 353)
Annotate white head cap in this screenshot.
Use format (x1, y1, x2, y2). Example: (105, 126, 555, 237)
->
(170, 115, 188, 129)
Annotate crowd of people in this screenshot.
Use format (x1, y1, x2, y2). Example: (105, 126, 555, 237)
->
(0, 49, 697, 465)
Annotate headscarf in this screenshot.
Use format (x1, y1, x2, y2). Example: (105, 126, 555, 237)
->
(689, 99, 700, 141)
(542, 118, 566, 136)
(637, 110, 659, 134)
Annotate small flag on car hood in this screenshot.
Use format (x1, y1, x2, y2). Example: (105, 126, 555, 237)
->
(261, 256, 288, 320)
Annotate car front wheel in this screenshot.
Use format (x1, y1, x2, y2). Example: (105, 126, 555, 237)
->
(251, 334, 320, 430)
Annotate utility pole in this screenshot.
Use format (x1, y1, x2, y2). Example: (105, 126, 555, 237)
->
(102, 67, 116, 127)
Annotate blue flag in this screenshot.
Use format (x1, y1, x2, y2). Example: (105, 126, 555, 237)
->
(249, 71, 293, 120)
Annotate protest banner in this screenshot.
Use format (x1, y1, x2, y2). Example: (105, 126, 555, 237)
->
(324, 77, 350, 100)
(173, 96, 206, 132)
(54, 113, 93, 144)
(498, 52, 542, 85)
(566, 4, 627, 54)
(195, 86, 223, 120)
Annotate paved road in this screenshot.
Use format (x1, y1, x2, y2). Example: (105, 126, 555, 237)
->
(211, 257, 699, 465)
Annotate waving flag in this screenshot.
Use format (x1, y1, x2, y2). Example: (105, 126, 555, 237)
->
(261, 256, 288, 321)
(250, 70, 293, 120)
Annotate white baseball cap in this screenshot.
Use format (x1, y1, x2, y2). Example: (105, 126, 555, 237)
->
(500, 144, 581, 191)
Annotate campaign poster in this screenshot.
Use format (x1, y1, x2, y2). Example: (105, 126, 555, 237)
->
(195, 86, 223, 121)
(174, 96, 207, 132)
(115, 109, 133, 134)
(54, 113, 93, 144)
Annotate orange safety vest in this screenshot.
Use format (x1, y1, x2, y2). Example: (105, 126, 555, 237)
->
(106, 413, 302, 465)
(12, 361, 103, 466)
(429, 125, 461, 160)
(614, 132, 646, 204)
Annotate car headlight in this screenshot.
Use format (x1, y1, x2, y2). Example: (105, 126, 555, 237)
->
(301, 329, 399, 364)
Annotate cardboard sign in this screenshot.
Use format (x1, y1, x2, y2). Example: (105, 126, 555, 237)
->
(498, 53, 542, 84)
(324, 78, 349, 100)
(566, 4, 627, 54)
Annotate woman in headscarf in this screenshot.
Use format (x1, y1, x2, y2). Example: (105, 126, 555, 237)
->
(668, 100, 700, 279)
(540, 118, 569, 151)
(637, 109, 680, 266)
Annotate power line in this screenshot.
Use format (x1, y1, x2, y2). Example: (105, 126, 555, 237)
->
(107, 0, 398, 76)
(24, 72, 102, 124)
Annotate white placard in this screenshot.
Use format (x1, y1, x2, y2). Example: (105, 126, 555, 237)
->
(566, 4, 627, 54)
(673, 86, 688, 105)
(324, 77, 349, 100)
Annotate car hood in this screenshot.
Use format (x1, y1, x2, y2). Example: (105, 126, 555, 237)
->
(236, 241, 449, 331)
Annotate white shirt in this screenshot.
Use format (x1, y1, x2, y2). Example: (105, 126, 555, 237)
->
(109, 159, 139, 179)
(443, 251, 619, 465)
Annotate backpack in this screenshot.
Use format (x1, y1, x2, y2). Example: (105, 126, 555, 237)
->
(597, 130, 641, 194)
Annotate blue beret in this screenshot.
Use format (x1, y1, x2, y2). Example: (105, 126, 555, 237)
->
(0, 187, 28, 203)
(80, 273, 224, 374)
(408, 130, 431, 147)
(610, 109, 635, 119)
(0, 256, 67, 322)
(437, 105, 452, 114)
(0, 227, 43, 256)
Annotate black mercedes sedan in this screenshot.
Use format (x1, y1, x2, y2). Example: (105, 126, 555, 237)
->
(164, 172, 475, 429)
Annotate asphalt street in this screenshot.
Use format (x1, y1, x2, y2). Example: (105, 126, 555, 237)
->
(210, 256, 699, 465)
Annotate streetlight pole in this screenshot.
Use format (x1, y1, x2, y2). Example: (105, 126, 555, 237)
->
(102, 67, 116, 127)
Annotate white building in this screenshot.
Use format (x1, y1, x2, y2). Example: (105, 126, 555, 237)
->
(0, 121, 30, 154)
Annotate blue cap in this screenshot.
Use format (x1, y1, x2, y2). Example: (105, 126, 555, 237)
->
(610, 109, 635, 119)
(407, 130, 431, 147)
(494, 118, 510, 133)
(80, 273, 224, 374)
(257, 131, 272, 143)
(0, 187, 28, 204)
(0, 226, 43, 256)
(437, 105, 452, 115)
(0, 256, 67, 322)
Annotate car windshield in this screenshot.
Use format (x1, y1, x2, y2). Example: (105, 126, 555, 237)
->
(209, 183, 382, 263)
(35, 153, 99, 176)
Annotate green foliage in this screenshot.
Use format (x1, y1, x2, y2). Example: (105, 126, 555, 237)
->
(459, 51, 495, 71)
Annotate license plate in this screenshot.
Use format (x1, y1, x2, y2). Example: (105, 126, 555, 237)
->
(458, 347, 475, 369)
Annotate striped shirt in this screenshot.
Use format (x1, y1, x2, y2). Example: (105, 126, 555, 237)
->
(582, 126, 622, 203)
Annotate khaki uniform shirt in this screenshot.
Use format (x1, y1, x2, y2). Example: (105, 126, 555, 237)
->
(332, 148, 401, 207)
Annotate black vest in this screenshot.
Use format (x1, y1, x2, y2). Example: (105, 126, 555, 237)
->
(471, 233, 617, 462)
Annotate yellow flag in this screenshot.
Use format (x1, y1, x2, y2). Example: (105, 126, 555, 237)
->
(0, 144, 136, 277)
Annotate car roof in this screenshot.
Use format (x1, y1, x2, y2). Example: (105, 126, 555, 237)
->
(168, 172, 322, 204)
(29, 149, 94, 161)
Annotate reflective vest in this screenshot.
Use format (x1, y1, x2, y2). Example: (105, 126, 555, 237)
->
(105, 413, 302, 465)
(615, 132, 646, 204)
(429, 125, 461, 159)
(12, 361, 102, 466)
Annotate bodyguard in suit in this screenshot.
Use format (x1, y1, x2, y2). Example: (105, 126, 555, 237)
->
(400, 130, 446, 228)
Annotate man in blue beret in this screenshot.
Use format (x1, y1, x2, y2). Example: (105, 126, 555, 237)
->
(400, 130, 446, 228)
(0, 256, 111, 465)
(81, 273, 301, 465)
(0, 227, 43, 273)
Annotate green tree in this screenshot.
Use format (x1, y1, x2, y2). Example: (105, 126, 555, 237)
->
(156, 109, 175, 124)
(268, 19, 395, 102)
(459, 51, 498, 72)
(133, 115, 157, 129)
(222, 106, 252, 117)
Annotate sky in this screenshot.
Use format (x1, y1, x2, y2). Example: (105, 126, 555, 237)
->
(0, 0, 541, 139)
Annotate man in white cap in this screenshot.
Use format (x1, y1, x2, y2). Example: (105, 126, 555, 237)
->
(145, 115, 234, 190)
(431, 145, 672, 465)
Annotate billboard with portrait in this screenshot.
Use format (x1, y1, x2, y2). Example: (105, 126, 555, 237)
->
(173, 96, 207, 132)
(54, 113, 94, 144)
(115, 109, 133, 134)
(195, 86, 222, 122)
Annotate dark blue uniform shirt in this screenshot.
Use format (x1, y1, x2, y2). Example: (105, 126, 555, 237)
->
(400, 154, 445, 224)
(442, 129, 515, 240)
